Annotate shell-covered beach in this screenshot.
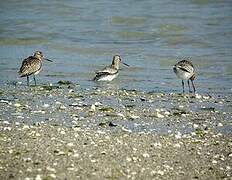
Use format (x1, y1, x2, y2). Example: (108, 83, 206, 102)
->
(0, 84, 232, 179)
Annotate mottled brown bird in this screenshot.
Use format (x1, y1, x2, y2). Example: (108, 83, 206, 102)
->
(19, 51, 52, 86)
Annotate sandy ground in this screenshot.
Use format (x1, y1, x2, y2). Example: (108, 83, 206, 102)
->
(0, 83, 232, 179)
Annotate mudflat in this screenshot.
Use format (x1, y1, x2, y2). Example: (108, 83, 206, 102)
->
(0, 84, 231, 179)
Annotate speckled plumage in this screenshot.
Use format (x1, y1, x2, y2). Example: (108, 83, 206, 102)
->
(19, 56, 42, 77)
(19, 51, 52, 86)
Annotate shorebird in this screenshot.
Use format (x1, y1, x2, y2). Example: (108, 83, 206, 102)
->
(173, 60, 196, 93)
(18, 51, 53, 86)
(93, 55, 129, 81)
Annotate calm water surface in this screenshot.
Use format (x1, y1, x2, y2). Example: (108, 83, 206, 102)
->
(0, 0, 232, 93)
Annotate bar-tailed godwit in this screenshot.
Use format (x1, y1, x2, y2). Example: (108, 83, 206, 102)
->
(93, 55, 129, 81)
(173, 60, 196, 93)
(19, 51, 53, 86)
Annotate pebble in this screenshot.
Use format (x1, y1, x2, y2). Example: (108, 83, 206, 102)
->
(142, 153, 150, 158)
(35, 175, 42, 180)
(14, 103, 21, 107)
(193, 124, 199, 129)
(0, 99, 8, 103)
(96, 130, 106, 134)
(31, 110, 45, 114)
(153, 142, 162, 148)
(3, 127, 11, 131)
(116, 113, 125, 118)
(46, 166, 56, 172)
(164, 111, 170, 116)
(3, 121, 10, 125)
(16, 116, 24, 119)
(175, 132, 182, 139)
(90, 104, 96, 112)
(56, 151, 65, 156)
(195, 94, 201, 99)
(22, 125, 30, 129)
(94, 102, 102, 106)
(75, 106, 83, 110)
(43, 104, 50, 108)
(11, 112, 23, 116)
(26, 168, 32, 172)
(129, 114, 140, 120)
(59, 105, 66, 110)
(73, 153, 79, 158)
(121, 127, 132, 133)
(68, 89, 74, 93)
(153, 111, 164, 118)
(23, 157, 32, 162)
(217, 123, 223, 127)
(49, 174, 56, 179)
(67, 142, 74, 147)
(60, 131, 66, 135)
(157, 170, 165, 176)
(91, 159, 97, 163)
(212, 160, 217, 164)
(179, 105, 184, 108)
(203, 96, 210, 100)
(173, 143, 181, 148)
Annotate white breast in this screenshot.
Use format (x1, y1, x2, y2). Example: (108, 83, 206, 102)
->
(97, 74, 118, 81)
(34, 69, 41, 75)
(175, 69, 193, 80)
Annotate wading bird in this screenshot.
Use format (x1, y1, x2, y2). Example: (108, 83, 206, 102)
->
(19, 51, 53, 86)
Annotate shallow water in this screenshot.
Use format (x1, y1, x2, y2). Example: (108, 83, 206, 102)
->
(0, 0, 232, 93)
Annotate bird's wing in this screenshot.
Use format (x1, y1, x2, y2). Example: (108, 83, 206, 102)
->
(19, 57, 41, 77)
(178, 64, 194, 73)
(95, 66, 118, 75)
(176, 60, 194, 73)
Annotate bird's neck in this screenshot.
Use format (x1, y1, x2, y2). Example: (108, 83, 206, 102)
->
(111, 61, 120, 70)
(34, 55, 42, 61)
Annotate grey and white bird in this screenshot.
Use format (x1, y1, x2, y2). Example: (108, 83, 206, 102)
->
(18, 51, 53, 86)
(173, 60, 196, 93)
(93, 55, 129, 81)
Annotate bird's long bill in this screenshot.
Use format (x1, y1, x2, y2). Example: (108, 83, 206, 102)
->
(44, 58, 53, 62)
(121, 62, 130, 67)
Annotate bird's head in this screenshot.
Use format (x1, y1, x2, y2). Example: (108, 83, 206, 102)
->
(34, 51, 53, 62)
(34, 51, 43, 60)
(112, 55, 129, 69)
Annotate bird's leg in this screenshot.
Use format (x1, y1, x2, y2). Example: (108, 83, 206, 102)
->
(187, 80, 192, 93)
(33, 75, 37, 86)
(27, 76, 30, 86)
(191, 80, 196, 94)
(182, 80, 185, 93)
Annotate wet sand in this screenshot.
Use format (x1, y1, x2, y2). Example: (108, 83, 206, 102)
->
(0, 83, 232, 179)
